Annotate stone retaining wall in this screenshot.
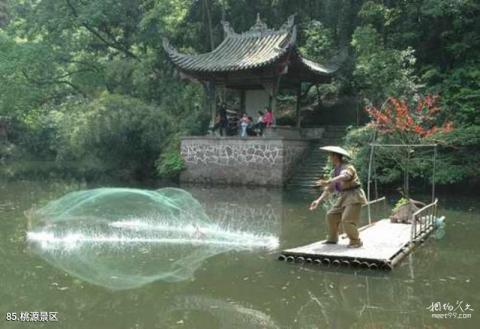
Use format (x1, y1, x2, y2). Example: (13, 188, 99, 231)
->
(180, 137, 309, 186)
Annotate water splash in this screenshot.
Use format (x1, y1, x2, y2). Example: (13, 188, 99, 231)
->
(26, 187, 279, 289)
(27, 223, 278, 250)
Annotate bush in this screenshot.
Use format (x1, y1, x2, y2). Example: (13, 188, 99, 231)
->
(155, 138, 185, 179)
(425, 125, 480, 185)
(55, 93, 180, 180)
(3, 92, 209, 181)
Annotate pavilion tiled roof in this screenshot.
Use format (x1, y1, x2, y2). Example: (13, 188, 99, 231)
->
(296, 52, 338, 75)
(163, 15, 338, 80)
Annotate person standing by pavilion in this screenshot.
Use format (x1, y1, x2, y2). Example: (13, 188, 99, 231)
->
(253, 110, 265, 136)
(211, 103, 229, 136)
(239, 113, 251, 137)
(262, 107, 274, 128)
(309, 146, 367, 248)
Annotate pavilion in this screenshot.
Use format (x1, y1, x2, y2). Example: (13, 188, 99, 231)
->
(163, 14, 338, 128)
(162, 14, 339, 186)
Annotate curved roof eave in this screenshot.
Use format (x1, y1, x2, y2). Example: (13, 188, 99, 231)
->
(296, 54, 339, 76)
(162, 29, 296, 73)
(162, 14, 339, 78)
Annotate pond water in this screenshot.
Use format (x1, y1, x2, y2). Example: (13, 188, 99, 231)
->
(0, 180, 478, 329)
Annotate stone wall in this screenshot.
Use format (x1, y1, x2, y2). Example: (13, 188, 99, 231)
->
(180, 137, 309, 186)
(263, 126, 302, 139)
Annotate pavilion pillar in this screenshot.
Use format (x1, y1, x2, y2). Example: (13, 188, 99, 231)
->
(271, 87, 277, 113)
(269, 81, 278, 124)
(240, 90, 246, 113)
(208, 81, 217, 127)
(296, 84, 301, 128)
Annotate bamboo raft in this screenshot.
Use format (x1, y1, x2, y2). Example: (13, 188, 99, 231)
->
(278, 199, 440, 271)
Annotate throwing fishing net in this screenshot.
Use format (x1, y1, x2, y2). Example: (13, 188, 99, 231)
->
(26, 188, 278, 290)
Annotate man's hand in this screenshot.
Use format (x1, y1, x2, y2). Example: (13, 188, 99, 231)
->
(309, 199, 321, 211)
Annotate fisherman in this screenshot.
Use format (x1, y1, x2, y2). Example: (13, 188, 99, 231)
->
(309, 146, 368, 248)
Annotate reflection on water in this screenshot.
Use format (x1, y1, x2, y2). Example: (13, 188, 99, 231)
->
(294, 259, 423, 329)
(160, 295, 280, 329)
(187, 185, 282, 237)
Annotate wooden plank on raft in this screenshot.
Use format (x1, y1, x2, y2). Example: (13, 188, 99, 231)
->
(279, 219, 434, 270)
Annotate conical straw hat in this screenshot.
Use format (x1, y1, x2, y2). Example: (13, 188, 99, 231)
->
(319, 146, 351, 158)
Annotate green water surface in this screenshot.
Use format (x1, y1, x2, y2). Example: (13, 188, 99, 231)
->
(0, 180, 478, 329)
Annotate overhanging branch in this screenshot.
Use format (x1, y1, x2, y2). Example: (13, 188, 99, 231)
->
(65, 0, 139, 60)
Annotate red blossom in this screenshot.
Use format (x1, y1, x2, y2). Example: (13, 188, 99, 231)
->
(365, 95, 453, 137)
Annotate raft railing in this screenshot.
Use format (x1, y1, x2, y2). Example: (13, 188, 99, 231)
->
(364, 196, 387, 225)
(410, 198, 438, 243)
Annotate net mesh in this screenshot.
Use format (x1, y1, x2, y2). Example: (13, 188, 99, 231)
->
(26, 188, 278, 290)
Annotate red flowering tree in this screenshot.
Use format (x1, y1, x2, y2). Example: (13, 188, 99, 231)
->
(365, 96, 454, 142)
(359, 96, 455, 193)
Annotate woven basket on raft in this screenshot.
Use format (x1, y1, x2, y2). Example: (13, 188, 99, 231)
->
(390, 199, 426, 224)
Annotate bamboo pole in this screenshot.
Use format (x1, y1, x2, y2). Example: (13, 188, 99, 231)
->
(432, 145, 437, 203)
(367, 144, 375, 224)
(369, 143, 437, 147)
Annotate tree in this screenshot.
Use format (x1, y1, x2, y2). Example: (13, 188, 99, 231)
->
(351, 25, 419, 107)
(0, 0, 8, 28)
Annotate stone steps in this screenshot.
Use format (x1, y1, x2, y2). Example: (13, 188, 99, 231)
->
(287, 125, 349, 190)
(322, 137, 345, 141)
(295, 167, 326, 172)
(322, 125, 350, 131)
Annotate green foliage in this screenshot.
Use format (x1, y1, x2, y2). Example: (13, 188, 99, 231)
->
(299, 20, 336, 63)
(0, 0, 479, 187)
(392, 197, 409, 212)
(0, 0, 8, 28)
(424, 63, 480, 126)
(343, 125, 376, 183)
(358, 1, 400, 28)
(3, 93, 208, 180)
(155, 138, 185, 179)
(425, 125, 480, 185)
(346, 122, 480, 187)
(12, 108, 63, 159)
(351, 25, 418, 106)
(0, 32, 58, 115)
(60, 92, 209, 179)
(346, 122, 425, 187)
(56, 94, 176, 177)
(0, 0, 213, 180)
